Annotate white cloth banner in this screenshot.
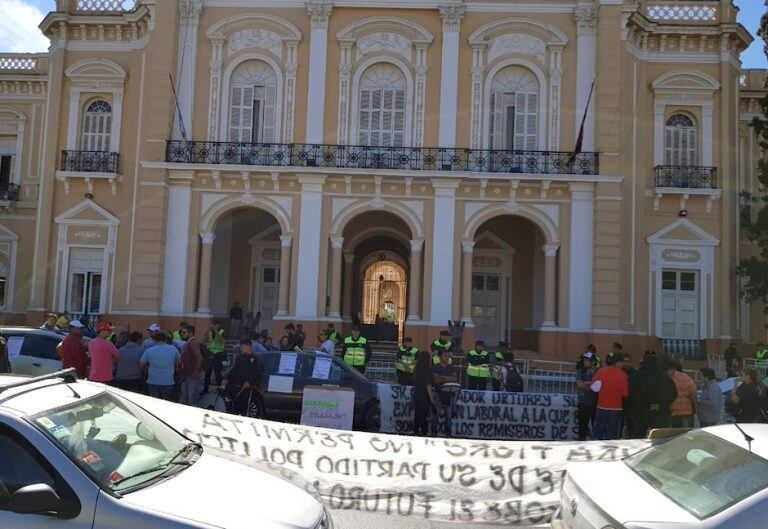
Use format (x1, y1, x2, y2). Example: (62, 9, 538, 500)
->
(380, 385, 580, 441)
(127, 392, 648, 526)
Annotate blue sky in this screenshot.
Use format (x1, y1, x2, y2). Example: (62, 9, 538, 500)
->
(0, 0, 766, 68)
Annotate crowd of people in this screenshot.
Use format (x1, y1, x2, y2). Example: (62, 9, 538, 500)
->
(574, 343, 767, 441)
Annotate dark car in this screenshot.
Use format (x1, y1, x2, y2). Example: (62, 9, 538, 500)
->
(0, 326, 67, 377)
(235, 350, 380, 430)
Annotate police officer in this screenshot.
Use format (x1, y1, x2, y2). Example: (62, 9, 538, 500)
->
(202, 321, 226, 394)
(431, 330, 453, 365)
(342, 326, 372, 374)
(491, 342, 511, 391)
(327, 323, 341, 347)
(756, 343, 768, 370)
(396, 337, 418, 385)
(466, 339, 491, 391)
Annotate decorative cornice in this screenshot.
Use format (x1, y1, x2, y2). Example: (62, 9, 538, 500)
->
(179, 0, 203, 24)
(574, 5, 598, 36)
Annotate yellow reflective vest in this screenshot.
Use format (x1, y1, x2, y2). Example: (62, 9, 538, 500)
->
(467, 349, 490, 378)
(432, 339, 453, 365)
(344, 336, 368, 367)
(396, 347, 418, 373)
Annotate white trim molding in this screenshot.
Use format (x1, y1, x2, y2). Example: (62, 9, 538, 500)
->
(467, 17, 567, 150)
(647, 219, 719, 340)
(336, 16, 434, 147)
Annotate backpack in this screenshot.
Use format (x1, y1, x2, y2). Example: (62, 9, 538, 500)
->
(503, 364, 524, 393)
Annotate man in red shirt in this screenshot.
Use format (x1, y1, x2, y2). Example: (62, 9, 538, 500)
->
(57, 320, 89, 378)
(87, 322, 119, 384)
(589, 352, 629, 440)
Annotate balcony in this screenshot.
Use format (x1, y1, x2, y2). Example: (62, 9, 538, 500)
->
(653, 165, 717, 189)
(57, 151, 122, 195)
(165, 141, 600, 176)
(648, 165, 720, 212)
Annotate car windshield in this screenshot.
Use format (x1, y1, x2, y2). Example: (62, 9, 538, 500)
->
(624, 429, 768, 519)
(30, 392, 196, 493)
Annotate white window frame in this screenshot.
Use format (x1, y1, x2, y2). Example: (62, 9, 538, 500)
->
(482, 60, 547, 151)
(80, 99, 113, 152)
(0, 109, 25, 185)
(356, 64, 408, 147)
(0, 225, 19, 313)
(219, 54, 283, 143)
(664, 113, 698, 167)
(350, 57, 414, 148)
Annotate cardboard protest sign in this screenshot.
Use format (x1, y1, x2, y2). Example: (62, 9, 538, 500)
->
(301, 386, 355, 430)
(127, 392, 647, 526)
(380, 385, 579, 441)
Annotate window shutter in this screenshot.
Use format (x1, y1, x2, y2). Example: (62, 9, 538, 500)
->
(229, 86, 254, 142)
(263, 85, 276, 143)
(490, 91, 505, 150)
(381, 89, 394, 146)
(525, 93, 538, 150)
(358, 89, 372, 145)
(393, 89, 406, 147)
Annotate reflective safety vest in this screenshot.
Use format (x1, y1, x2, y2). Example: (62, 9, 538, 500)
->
(205, 329, 226, 355)
(328, 331, 340, 344)
(396, 347, 418, 373)
(172, 330, 182, 342)
(344, 336, 368, 367)
(492, 351, 504, 380)
(757, 347, 768, 367)
(467, 349, 490, 378)
(432, 339, 453, 365)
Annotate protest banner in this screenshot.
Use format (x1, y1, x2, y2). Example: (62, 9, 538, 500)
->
(127, 392, 648, 526)
(379, 385, 579, 441)
(301, 386, 355, 430)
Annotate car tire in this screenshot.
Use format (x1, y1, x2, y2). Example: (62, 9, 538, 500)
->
(363, 401, 380, 431)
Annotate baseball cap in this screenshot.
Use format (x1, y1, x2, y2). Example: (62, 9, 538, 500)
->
(148, 323, 161, 332)
(581, 352, 595, 360)
(69, 320, 84, 328)
(96, 321, 116, 332)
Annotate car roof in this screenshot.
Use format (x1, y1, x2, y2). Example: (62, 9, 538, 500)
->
(703, 424, 768, 460)
(0, 326, 64, 337)
(0, 374, 105, 417)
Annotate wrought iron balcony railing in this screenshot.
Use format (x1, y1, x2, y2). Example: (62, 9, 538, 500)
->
(61, 150, 120, 174)
(653, 165, 718, 189)
(660, 338, 707, 361)
(166, 141, 600, 176)
(0, 183, 20, 202)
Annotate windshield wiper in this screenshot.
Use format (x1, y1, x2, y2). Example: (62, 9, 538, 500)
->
(110, 450, 197, 489)
(170, 442, 202, 464)
(636, 469, 663, 488)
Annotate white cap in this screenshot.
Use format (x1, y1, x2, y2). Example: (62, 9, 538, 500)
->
(148, 323, 161, 332)
(69, 320, 84, 328)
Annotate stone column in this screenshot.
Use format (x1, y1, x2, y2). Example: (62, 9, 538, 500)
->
(542, 244, 559, 327)
(460, 241, 475, 324)
(277, 235, 292, 316)
(173, 0, 203, 140)
(196, 233, 216, 313)
(342, 251, 354, 318)
(328, 236, 344, 318)
(437, 5, 465, 148)
(295, 175, 326, 318)
(568, 182, 594, 331)
(162, 182, 193, 314)
(429, 179, 460, 324)
(574, 1, 598, 151)
(305, 1, 332, 144)
(407, 239, 424, 321)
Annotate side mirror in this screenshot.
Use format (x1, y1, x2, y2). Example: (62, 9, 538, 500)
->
(9, 484, 64, 516)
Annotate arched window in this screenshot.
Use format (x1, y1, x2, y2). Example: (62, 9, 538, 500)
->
(489, 66, 539, 151)
(81, 100, 112, 152)
(228, 61, 278, 143)
(357, 64, 407, 147)
(664, 113, 697, 166)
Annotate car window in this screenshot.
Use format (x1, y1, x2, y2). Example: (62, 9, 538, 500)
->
(20, 335, 60, 361)
(261, 354, 278, 376)
(0, 430, 57, 510)
(625, 429, 768, 519)
(300, 355, 343, 382)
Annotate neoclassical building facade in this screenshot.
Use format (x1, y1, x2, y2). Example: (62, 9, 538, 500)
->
(0, 0, 763, 357)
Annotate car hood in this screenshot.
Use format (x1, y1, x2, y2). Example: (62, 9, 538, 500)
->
(568, 462, 698, 525)
(123, 451, 324, 529)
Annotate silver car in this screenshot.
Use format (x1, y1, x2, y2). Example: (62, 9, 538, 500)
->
(0, 370, 332, 529)
(552, 425, 768, 529)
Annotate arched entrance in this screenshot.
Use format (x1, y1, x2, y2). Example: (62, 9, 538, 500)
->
(462, 215, 557, 347)
(201, 207, 285, 333)
(335, 210, 414, 341)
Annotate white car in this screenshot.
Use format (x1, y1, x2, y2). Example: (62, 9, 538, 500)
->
(552, 425, 768, 528)
(0, 370, 332, 529)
